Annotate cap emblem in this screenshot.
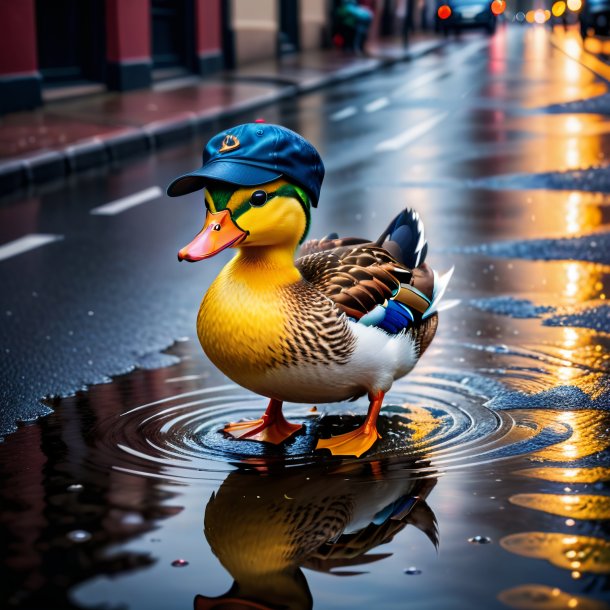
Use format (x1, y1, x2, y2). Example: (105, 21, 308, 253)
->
(219, 134, 240, 153)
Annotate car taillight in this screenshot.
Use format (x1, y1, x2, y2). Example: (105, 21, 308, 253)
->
(437, 5, 452, 19)
(491, 0, 506, 15)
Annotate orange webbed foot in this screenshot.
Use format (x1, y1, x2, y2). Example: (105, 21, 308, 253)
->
(223, 398, 302, 445)
(315, 390, 384, 457)
(315, 423, 380, 457)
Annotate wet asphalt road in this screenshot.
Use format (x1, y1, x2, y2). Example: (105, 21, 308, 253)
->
(1, 24, 609, 435)
(2, 24, 610, 610)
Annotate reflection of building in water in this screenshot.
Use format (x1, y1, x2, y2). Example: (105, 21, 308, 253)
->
(499, 428, 610, 610)
(198, 460, 438, 610)
(0, 367, 182, 609)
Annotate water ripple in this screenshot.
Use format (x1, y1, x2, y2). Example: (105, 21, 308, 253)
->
(87, 372, 585, 484)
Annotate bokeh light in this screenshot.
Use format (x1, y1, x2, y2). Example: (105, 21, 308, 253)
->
(515, 11, 525, 22)
(437, 5, 452, 19)
(526, 10, 535, 22)
(491, 0, 506, 16)
(567, 0, 582, 11)
(534, 8, 548, 23)
(552, 1, 567, 16)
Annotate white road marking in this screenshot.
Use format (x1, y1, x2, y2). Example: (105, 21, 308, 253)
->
(393, 39, 489, 98)
(165, 375, 205, 384)
(330, 106, 358, 121)
(374, 112, 449, 152)
(0, 234, 63, 262)
(392, 68, 449, 97)
(364, 97, 390, 113)
(90, 186, 163, 216)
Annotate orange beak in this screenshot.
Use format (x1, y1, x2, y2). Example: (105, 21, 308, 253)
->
(178, 209, 247, 262)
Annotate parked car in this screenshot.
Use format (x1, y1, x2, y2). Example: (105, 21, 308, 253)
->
(436, 0, 497, 34)
(580, 0, 610, 38)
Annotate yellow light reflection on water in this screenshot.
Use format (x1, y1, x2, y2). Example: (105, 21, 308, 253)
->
(499, 584, 609, 610)
(564, 36, 582, 58)
(557, 329, 579, 383)
(402, 404, 442, 442)
(556, 261, 605, 303)
(515, 410, 610, 461)
(509, 493, 610, 520)
(563, 192, 603, 236)
(501, 532, 610, 573)
(564, 263, 581, 299)
(513, 467, 610, 483)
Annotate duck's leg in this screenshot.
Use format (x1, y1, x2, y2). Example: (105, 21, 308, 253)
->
(224, 398, 302, 444)
(316, 390, 384, 457)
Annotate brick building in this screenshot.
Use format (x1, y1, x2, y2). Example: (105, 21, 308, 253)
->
(0, 0, 330, 114)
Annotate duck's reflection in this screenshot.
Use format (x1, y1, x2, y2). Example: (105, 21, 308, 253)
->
(196, 460, 438, 610)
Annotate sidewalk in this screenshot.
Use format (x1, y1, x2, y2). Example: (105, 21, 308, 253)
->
(0, 35, 446, 196)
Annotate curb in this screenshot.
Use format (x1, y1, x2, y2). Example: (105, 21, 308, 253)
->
(0, 40, 446, 197)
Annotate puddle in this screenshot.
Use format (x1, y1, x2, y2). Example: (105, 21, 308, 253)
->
(1, 335, 609, 610)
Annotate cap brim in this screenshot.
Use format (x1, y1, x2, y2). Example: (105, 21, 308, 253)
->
(166, 161, 282, 197)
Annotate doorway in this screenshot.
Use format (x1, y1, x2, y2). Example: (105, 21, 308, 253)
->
(278, 0, 300, 56)
(35, 0, 105, 87)
(151, 0, 195, 79)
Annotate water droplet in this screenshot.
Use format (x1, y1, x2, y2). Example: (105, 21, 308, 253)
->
(404, 566, 422, 575)
(171, 559, 189, 567)
(67, 530, 92, 543)
(67, 484, 83, 492)
(468, 535, 492, 544)
(122, 513, 144, 525)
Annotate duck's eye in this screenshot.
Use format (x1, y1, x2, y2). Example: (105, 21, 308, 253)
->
(249, 190, 268, 207)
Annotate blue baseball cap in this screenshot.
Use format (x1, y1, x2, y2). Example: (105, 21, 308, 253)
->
(166, 122, 325, 206)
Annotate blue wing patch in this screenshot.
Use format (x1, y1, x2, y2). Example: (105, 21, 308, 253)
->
(358, 300, 414, 334)
(376, 300, 414, 334)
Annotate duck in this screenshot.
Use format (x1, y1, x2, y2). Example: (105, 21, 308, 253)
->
(196, 460, 438, 610)
(167, 122, 452, 457)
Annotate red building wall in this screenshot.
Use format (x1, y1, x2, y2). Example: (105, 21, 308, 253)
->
(105, 0, 152, 90)
(106, 0, 151, 62)
(0, 0, 41, 112)
(195, 0, 223, 74)
(0, 0, 38, 75)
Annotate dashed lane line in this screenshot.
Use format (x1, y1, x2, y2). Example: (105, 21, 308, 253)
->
(330, 106, 358, 122)
(392, 68, 450, 97)
(374, 112, 449, 152)
(0, 234, 64, 262)
(90, 186, 163, 216)
(364, 96, 390, 113)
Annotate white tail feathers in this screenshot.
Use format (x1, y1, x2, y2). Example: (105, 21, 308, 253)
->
(423, 267, 455, 319)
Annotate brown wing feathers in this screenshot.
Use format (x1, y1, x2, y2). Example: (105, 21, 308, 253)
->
(296, 245, 413, 320)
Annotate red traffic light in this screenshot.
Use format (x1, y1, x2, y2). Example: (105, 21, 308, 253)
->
(438, 4, 452, 19)
(491, 0, 506, 15)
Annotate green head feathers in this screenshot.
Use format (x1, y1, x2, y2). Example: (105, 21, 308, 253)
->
(206, 181, 311, 244)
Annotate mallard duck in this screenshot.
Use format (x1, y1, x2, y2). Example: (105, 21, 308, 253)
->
(197, 461, 438, 610)
(167, 122, 452, 457)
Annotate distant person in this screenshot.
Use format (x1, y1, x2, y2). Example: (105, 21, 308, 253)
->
(335, 0, 374, 54)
